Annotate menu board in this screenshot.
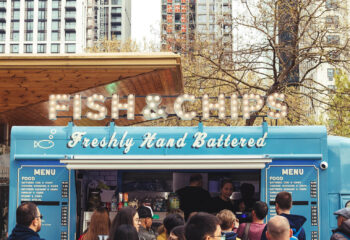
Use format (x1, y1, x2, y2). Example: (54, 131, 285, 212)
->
(18, 166, 69, 240)
(266, 165, 319, 240)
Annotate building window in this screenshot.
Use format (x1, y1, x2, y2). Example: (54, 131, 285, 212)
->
(38, 21, 46, 31)
(37, 44, 46, 53)
(26, 22, 33, 31)
(51, 31, 60, 41)
(52, 20, 60, 31)
(65, 21, 75, 29)
(52, 0, 60, 8)
(52, 10, 60, 19)
(26, 10, 34, 20)
(38, 32, 46, 41)
(10, 44, 19, 53)
(38, 11, 46, 20)
(0, 33, 5, 41)
(327, 35, 340, 45)
(12, 1, 20, 9)
(38, 0, 46, 9)
(325, 0, 337, 9)
(0, 44, 4, 53)
(11, 21, 20, 31)
(11, 32, 19, 41)
(325, 16, 339, 28)
(327, 68, 334, 81)
(111, 0, 121, 4)
(26, 0, 34, 9)
(51, 43, 60, 53)
(0, 22, 5, 30)
(24, 44, 33, 53)
(26, 32, 33, 41)
(65, 32, 76, 41)
(12, 10, 20, 20)
(65, 43, 76, 53)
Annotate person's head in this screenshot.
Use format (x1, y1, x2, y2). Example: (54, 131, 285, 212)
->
(266, 216, 293, 240)
(109, 207, 140, 240)
(16, 202, 42, 232)
(220, 179, 234, 201)
(252, 201, 268, 221)
(168, 208, 185, 219)
(112, 224, 139, 240)
(334, 208, 350, 227)
(138, 206, 153, 229)
(169, 225, 186, 240)
(346, 200, 350, 208)
(189, 173, 203, 187)
(185, 212, 221, 240)
(84, 207, 110, 240)
(216, 209, 237, 232)
(275, 191, 292, 214)
(240, 183, 255, 199)
(163, 213, 185, 237)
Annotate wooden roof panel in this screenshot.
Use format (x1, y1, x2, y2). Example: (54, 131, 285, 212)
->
(0, 53, 183, 126)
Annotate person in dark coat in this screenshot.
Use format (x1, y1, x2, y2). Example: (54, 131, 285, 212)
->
(331, 208, 350, 240)
(212, 179, 235, 213)
(8, 202, 45, 240)
(261, 192, 306, 240)
(176, 173, 212, 220)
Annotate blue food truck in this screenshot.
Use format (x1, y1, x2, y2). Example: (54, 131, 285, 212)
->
(8, 122, 350, 240)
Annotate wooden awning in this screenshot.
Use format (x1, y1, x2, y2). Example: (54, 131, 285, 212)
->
(0, 53, 183, 126)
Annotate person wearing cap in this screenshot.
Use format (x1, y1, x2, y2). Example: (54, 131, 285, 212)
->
(138, 206, 157, 240)
(331, 208, 350, 240)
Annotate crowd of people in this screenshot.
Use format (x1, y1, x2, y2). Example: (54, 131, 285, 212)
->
(6, 175, 350, 240)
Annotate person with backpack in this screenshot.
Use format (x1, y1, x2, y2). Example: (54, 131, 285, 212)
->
(261, 192, 306, 240)
(237, 201, 268, 240)
(216, 209, 239, 240)
(330, 207, 350, 240)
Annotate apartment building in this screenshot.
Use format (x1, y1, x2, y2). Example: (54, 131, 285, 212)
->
(161, 0, 232, 53)
(86, 0, 131, 48)
(0, 0, 86, 54)
(0, 0, 131, 54)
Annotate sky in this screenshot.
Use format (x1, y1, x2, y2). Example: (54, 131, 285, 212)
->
(131, 0, 161, 49)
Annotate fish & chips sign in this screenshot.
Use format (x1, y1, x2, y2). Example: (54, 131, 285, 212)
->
(48, 93, 287, 121)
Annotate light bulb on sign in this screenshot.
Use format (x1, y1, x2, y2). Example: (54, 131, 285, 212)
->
(174, 94, 197, 120)
(111, 94, 135, 120)
(48, 94, 70, 120)
(267, 92, 287, 119)
(230, 94, 239, 120)
(86, 94, 107, 120)
(202, 94, 226, 120)
(142, 94, 167, 120)
(242, 94, 264, 119)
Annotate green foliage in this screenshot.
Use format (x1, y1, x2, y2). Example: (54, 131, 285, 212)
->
(327, 71, 350, 137)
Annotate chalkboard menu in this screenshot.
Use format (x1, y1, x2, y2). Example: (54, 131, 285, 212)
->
(18, 166, 70, 240)
(266, 165, 319, 240)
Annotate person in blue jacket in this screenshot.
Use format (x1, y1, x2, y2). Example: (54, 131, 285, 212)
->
(8, 202, 45, 240)
(261, 191, 306, 240)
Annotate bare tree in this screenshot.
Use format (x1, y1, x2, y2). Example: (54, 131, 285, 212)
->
(176, 0, 350, 126)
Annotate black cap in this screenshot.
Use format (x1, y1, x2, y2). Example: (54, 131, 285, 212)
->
(138, 206, 153, 219)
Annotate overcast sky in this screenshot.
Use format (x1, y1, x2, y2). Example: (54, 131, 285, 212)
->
(131, 0, 161, 49)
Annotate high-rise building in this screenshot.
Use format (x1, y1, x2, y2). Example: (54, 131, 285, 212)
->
(86, 0, 131, 48)
(161, 0, 232, 53)
(0, 0, 86, 54)
(0, 0, 131, 54)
